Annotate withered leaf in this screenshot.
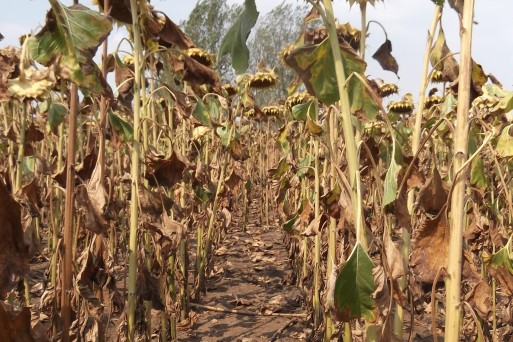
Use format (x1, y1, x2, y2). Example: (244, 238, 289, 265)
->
(384, 233, 406, 280)
(181, 53, 221, 91)
(0, 303, 35, 342)
(430, 28, 459, 83)
(372, 39, 399, 77)
(18, 176, 43, 209)
(301, 214, 327, 237)
(145, 149, 190, 187)
(224, 171, 243, 197)
(114, 58, 134, 108)
(0, 176, 30, 298)
(0, 47, 20, 101)
(417, 167, 448, 215)
(77, 185, 108, 234)
(137, 268, 165, 311)
(411, 208, 449, 284)
(154, 13, 194, 49)
(138, 184, 175, 218)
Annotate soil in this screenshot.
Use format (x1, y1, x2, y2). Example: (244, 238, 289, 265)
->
(177, 197, 310, 342)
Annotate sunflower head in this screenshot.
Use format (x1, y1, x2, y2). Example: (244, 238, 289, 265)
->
(424, 95, 443, 109)
(247, 69, 277, 89)
(377, 82, 399, 98)
(336, 23, 361, 51)
(286, 92, 313, 109)
(222, 83, 238, 97)
(388, 93, 414, 113)
(184, 48, 215, 67)
(430, 70, 444, 83)
(262, 105, 284, 117)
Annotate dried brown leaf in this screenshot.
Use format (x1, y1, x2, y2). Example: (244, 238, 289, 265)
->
(372, 39, 399, 77)
(0, 303, 35, 341)
(417, 167, 448, 215)
(411, 208, 449, 284)
(145, 149, 190, 187)
(0, 176, 30, 298)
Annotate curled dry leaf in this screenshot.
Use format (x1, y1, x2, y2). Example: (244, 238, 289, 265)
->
(417, 167, 448, 215)
(301, 214, 327, 237)
(0, 176, 30, 298)
(76, 186, 108, 234)
(430, 28, 459, 83)
(372, 39, 399, 77)
(145, 148, 190, 188)
(0, 47, 20, 101)
(138, 184, 175, 218)
(137, 267, 165, 311)
(384, 233, 406, 280)
(181, 53, 221, 91)
(411, 207, 449, 284)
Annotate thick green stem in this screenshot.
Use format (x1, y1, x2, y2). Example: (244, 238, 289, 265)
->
(445, 1, 474, 340)
(127, 0, 143, 339)
(321, 0, 365, 248)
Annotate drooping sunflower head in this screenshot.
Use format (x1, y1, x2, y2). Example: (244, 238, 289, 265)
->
(247, 69, 277, 89)
(388, 93, 414, 113)
(424, 95, 443, 109)
(286, 92, 314, 109)
(375, 80, 399, 98)
(184, 48, 215, 67)
(222, 83, 238, 97)
(430, 69, 443, 83)
(262, 105, 284, 117)
(279, 44, 295, 67)
(336, 23, 361, 51)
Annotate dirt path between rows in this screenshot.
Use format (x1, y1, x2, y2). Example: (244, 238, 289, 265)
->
(178, 197, 310, 341)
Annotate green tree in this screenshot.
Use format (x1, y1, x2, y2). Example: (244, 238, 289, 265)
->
(248, 1, 309, 105)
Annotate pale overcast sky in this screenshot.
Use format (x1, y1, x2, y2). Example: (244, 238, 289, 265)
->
(1, 0, 513, 99)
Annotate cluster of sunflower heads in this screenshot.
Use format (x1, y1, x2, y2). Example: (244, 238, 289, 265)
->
(183, 47, 215, 67)
(286, 92, 314, 109)
(388, 93, 414, 113)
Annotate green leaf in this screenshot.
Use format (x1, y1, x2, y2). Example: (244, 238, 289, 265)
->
(282, 214, 299, 235)
(491, 236, 513, 273)
(382, 137, 402, 207)
(291, 100, 316, 121)
(218, 0, 259, 74)
(333, 242, 376, 321)
(28, 1, 112, 93)
(496, 124, 513, 158)
(108, 111, 133, 142)
(285, 39, 378, 119)
(297, 156, 314, 178)
(470, 156, 488, 189)
(192, 96, 213, 128)
(270, 157, 289, 180)
(216, 125, 232, 147)
(48, 101, 67, 132)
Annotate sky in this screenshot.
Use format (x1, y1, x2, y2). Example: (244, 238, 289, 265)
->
(1, 0, 513, 99)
